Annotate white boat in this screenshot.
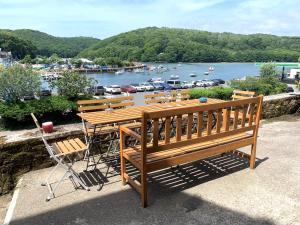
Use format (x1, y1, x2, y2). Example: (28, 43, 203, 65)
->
(170, 75, 179, 79)
(190, 73, 197, 77)
(134, 68, 145, 73)
(177, 63, 182, 67)
(115, 69, 124, 75)
(204, 71, 209, 75)
(149, 77, 164, 84)
(209, 66, 214, 71)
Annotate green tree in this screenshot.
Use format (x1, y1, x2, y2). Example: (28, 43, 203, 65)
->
(93, 57, 107, 66)
(49, 53, 62, 64)
(260, 63, 278, 79)
(50, 71, 92, 99)
(70, 58, 83, 68)
(0, 65, 41, 103)
(20, 54, 33, 64)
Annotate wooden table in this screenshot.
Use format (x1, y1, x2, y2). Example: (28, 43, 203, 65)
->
(78, 98, 224, 126)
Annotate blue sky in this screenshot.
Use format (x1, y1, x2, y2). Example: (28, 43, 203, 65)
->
(0, 0, 299, 39)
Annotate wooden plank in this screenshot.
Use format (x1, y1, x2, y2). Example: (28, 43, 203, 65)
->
(123, 172, 142, 194)
(176, 115, 182, 141)
(241, 105, 247, 127)
(187, 113, 193, 139)
(233, 107, 239, 129)
(73, 138, 86, 149)
(152, 118, 159, 148)
(78, 104, 108, 112)
(207, 111, 213, 135)
(222, 108, 231, 131)
(110, 101, 134, 109)
(56, 141, 70, 154)
(164, 117, 171, 144)
(62, 140, 76, 152)
(77, 98, 110, 105)
(216, 109, 222, 133)
(68, 139, 82, 151)
(197, 112, 203, 137)
(248, 103, 254, 126)
(147, 137, 254, 172)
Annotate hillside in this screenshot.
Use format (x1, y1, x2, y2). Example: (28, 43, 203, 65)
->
(79, 27, 300, 62)
(0, 31, 36, 59)
(0, 29, 99, 58)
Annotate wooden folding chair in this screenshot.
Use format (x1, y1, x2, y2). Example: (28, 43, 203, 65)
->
(31, 113, 90, 201)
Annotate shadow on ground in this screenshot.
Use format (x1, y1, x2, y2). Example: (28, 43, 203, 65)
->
(11, 153, 271, 225)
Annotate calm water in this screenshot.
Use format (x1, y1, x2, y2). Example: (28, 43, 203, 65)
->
(87, 63, 259, 86)
(42, 63, 259, 89)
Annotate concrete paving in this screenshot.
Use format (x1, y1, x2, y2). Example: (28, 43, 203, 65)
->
(3, 115, 300, 225)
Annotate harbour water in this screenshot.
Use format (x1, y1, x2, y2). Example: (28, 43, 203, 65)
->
(41, 63, 260, 89)
(88, 63, 259, 86)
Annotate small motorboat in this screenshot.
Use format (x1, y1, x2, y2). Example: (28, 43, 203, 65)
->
(190, 73, 197, 77)
(115, 69, 124, 75)
(170, 75, 179, 80)
(209, 66, 214, 71)
(204, 71, 209, 75)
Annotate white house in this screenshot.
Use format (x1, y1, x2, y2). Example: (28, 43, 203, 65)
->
(288, 68, 300, 79)
(0, 48, 13, 66)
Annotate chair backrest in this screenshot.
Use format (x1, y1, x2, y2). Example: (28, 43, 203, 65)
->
(144, 92, 168, 104)
(77, 99, 110, 112)
(108, 96, 135, 109)
(177, 89, 190, 101)
(30, 113, 56, 157)
(140, 96, 263, 154)
(77, 96, 134, 112)
(232, 90, 255, 100)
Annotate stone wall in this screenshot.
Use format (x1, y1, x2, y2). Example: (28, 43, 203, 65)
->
(1, 93, 300, 195)
(262, 93, 300, 119)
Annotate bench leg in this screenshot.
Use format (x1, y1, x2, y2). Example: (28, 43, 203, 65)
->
(250, 144, 256, 169)
(141, 171, 148, 208)
(120, 156, 126, 185)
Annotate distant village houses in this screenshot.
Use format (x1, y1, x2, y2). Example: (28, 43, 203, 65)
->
(0, 48, 13, 66)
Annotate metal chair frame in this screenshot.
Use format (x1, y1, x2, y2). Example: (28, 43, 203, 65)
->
(31, 113, 90, 201)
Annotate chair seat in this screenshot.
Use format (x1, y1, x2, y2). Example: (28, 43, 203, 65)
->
(84, 125, 119, 136)
(123, 122, 142, 129)
(53, 138, 87, 155)
(123, 132, 253, 170)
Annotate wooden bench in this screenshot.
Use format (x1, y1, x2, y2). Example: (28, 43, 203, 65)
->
(144, 92, 168, 104)
(119, 96, 263, 207)
(232, 90, 255, 100)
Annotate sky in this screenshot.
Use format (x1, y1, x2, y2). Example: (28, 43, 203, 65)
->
(0, 0, 299, 39)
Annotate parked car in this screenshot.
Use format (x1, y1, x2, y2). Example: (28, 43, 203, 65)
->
(131, 83, 145, 92)
(160, 83, 175, 90)
(195, 80, 206, 87)
(105, 85, 122, 94)
(166, 79, 182, 89)
(151, 83, 164, 90)
(89, 85, 105, 96)
(211, 78, 225, 85)
(23, 93, 36, 101)
(139, 82, 154, 91)
(121, 85, 137, 93)
(182, 81, 195, 89)
(39, 89, 52, 97)
(286, 86, 294, 93)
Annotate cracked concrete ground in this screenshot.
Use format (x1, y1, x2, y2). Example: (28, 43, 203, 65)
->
(2, 115, 300, 225)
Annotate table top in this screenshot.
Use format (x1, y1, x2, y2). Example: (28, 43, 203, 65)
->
(78, 98, 224, 126)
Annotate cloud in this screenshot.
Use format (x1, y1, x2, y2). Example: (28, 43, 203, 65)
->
(0, 0, 299, 38)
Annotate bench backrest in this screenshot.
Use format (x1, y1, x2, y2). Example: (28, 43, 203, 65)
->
(140, 96, 263, 154)
(77, 96, 134, 112)
(232, 90, 255, 100)
(144, 92, 168, 104)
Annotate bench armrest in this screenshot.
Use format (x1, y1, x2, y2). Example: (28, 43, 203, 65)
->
(119, 125, 141, 142)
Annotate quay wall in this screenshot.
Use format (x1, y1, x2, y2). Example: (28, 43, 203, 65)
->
(0, 93, 300, 195)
